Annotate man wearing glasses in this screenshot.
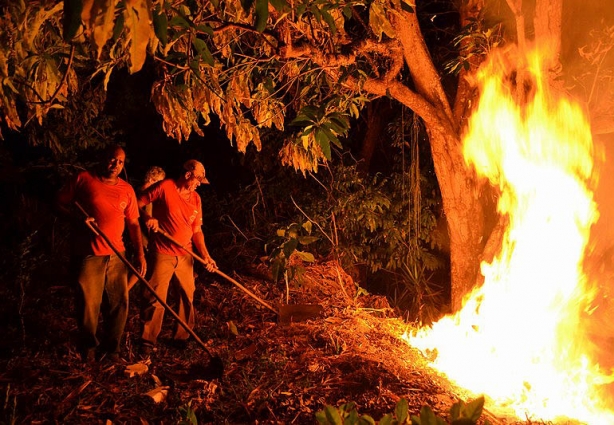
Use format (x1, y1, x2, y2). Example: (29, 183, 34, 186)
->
(137, 159, 217, 355)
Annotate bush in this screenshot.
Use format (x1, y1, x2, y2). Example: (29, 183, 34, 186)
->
(316, 396, 490, 425)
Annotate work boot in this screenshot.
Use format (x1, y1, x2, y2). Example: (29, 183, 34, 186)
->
(82, 348, 96, 364)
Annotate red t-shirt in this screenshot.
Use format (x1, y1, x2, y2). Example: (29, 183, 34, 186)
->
(139, 179, 203, 256)
(57, 170, 139, 255)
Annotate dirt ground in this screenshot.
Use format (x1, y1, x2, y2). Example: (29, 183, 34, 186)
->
(0, 260, 529, 424)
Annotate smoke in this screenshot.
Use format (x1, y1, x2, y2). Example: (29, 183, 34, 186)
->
(562, 0, 614, 63)
(564, 0, 614, 393)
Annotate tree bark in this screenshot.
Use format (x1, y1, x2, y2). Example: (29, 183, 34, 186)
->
(534, 0, 563, 77)
(389, 8, 488, 311)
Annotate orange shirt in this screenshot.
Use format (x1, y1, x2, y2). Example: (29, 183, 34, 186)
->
(58, 170, 139, 255)
(139, 179, 203, 256)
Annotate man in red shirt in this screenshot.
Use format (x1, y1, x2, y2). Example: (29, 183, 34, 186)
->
(57, 145, 146, 363)
(138, 159, 217, 354)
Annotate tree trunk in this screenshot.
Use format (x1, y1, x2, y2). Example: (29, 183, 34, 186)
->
(426, 129, 486, 311)
(389, 8, 490, 311)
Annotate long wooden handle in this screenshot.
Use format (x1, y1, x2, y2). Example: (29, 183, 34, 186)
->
(74, 202, 216, 357)
(156, 228, 278, 315)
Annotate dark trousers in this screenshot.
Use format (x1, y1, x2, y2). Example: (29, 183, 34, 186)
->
(74, 254, 128, 354)
(141, 253, 195, 345)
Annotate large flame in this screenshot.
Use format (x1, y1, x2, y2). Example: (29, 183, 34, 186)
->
(407, 44, 614, 423)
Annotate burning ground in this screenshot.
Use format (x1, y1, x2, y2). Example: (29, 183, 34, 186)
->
(1, 259, 526, 425)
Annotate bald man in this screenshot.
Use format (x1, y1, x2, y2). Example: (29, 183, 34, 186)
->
(137, 159, 217, 355)
(57, 145, 146, 363)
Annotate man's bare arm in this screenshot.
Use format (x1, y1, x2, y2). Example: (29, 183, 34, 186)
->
(192, 229, 217, 271)
(126, 217, 147, 275)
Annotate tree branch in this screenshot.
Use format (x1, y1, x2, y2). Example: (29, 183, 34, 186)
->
(393, 9, 455, 129)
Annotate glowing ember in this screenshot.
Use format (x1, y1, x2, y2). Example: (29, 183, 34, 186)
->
(406, 44, 614, 424)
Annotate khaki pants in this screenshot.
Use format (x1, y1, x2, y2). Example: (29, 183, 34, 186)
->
(141, 253, 195, 345)
(75, 254, 128, 355)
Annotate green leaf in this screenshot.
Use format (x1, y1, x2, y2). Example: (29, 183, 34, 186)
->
(192, 38, 214, 65)
(255, 0, 268, 32)
(462, 397, 484, 422)
(310, 5, 322, 22)
(302, 126, 315, 136)
(301, 105, 321, 121)
(153, 8, 168, 45)
(315, 410, 328, 424)
(346, 409, 359, 423)
(379, 414, 393, 425)
(178, 4, 191, 16)
(449, 400, 461, 420)
(294, 251, 315, 262)
(112, 13, 125, 41)
(419, 406, 446, 425)
(197, 23, 214, 36)
(169, 15, 191, 28)
(315, 128, 332, 160)
(192, 37, 206, 55)
(329, 111, 347, 122)
(328, 116, 348, 133)
(63, 0, 83, 41)
(357, 416, 376, 425)
(189, 59, 201, 75)
(321, 126, 342, 149)
(341, 402, 357, 412)
(298, 236, 319, 245)
(343, 5, 352, 19)
(289, 116, 315, 127)
(320, 8, 336, 35)
(283, 238, 299, 258)
(323, 406, 343, 425)
(395, 398, 409, 424)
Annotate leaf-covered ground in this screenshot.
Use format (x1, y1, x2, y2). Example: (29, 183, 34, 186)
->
(0, 260, 524, 424)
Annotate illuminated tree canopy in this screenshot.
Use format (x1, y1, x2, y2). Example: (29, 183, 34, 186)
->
(1, 0, 612, 310)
